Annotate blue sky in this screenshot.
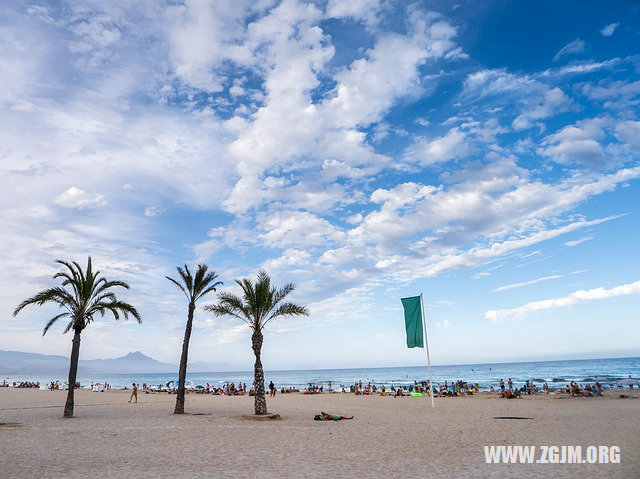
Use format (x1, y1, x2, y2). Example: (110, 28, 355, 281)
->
(1, 0, 639, 370)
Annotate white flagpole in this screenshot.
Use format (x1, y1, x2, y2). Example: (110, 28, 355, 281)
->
(420, 293, 435, 408)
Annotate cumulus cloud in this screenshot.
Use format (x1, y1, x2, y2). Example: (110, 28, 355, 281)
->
(512, 87, 571, 130)
(485, 280, 640, 323)
(223, 8, 461, 213)
(538, 118, 609, 166)
(552, 39, 585, 62)
(462, 69, 572, 131)
(54, 187, 107, 209)
(405, 127, 471, 165)
(615, 120, 640, 151)
(326, 0, 384, 24)
(258, 210, 345, 249)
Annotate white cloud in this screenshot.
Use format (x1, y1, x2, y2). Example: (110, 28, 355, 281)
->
(258, 210, 345, 249)
(512, 87, 571, 130)
(538, 117, 609, 166)
(326, 0, 384, 25)
(166, 0, 254, 92)
(144, 206, 164, 217)
(423, 216, 617, 277)
(615, 120, 640, 151)
(552, 58, 621, 76)
(462, 69, 572, 131)
(346, 213, 363, 225)
(564, 236, 592, 247)
(435, 319, 450, 328)
(552, 39, 585, 62)
(485, 280, 640, 323)
(223, 9, 462, 213)
(405, 127, 471, 165)
(581, 79, 640, 104)
(493, 274, 563, 293)
(54, 187, 107, 209)
(600, 23, 619, 37)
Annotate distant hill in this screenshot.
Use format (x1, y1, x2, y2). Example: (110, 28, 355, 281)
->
(0, 350, 241, 375)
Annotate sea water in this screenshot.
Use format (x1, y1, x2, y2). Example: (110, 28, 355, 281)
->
(4, 356, 639, 391)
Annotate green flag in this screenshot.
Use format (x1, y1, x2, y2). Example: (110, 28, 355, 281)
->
(401, 295, 423, 348)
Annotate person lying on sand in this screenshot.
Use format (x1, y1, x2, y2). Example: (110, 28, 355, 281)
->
(314, 412, 354, 421)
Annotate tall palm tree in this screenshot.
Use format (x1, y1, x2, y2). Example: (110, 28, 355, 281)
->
(166, 263, 222, 414)
(206, 271, 308, 415)
(13, 257, 141, 418)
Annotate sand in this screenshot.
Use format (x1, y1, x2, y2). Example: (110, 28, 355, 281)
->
(1, 388, 638, 478)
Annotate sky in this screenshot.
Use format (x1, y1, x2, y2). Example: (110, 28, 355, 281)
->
(1, 0, 639, 371)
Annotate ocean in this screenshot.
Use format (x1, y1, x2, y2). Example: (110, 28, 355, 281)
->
(4, 356, 639, 391)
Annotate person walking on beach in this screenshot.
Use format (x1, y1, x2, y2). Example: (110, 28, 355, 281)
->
(129, 383, 138, 403)
(269, 381, 276, 397)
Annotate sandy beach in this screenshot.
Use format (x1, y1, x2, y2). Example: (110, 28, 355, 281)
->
(1, 388, 638, 478)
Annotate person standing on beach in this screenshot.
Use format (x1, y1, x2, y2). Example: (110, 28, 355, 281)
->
(129, 383, 138, 403)
(500, 379, 505, 391)
(269, 381, 276, 397)
(507, 378, 513, 390)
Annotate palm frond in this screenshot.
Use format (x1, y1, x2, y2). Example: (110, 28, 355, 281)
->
(196, 279, 223, 301)
(166, 275, 190, 300)
(63, 319, 77, 334)
(262, 301, 309, 328)
(42, 312, 70, 336)
(193, 263, 207, 292)
(178, 264, 194, 296)
(272, 283, 295, 308)
(92, 300, 142, 323)
(205, 293, 252, 326)
(13, 287, 77, 316)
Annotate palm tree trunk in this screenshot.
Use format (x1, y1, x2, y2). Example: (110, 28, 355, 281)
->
(251, 329, 267, 415)
(175, 301, 195, 414)
(63, 328, 82, 418)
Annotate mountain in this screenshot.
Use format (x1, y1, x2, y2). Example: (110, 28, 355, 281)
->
(0, 350, 241, 375)
(81, 351, 178, 373)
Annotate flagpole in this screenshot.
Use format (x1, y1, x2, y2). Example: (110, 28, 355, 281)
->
(420, 293, 435, 408)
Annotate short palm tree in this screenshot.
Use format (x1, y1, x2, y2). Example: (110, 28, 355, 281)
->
(166, 264, 222, 414)
(206, 271, 308, 415)
(13, 257, 141, 418)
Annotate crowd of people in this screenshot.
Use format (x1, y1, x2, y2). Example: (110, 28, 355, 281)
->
(303, 383, 324, 394)
(1, 380, 40, 388)
(3, 375, 634, 398)
(564, 381, 603, 397)
(434, 380, 479, 397)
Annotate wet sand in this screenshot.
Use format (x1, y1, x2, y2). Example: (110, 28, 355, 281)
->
(0, 388, 638, 478)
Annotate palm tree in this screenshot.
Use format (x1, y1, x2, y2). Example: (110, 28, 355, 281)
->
(206, 271, 308, 415)
(166, 264, 222, 414)
(13, 257, 141, 418)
